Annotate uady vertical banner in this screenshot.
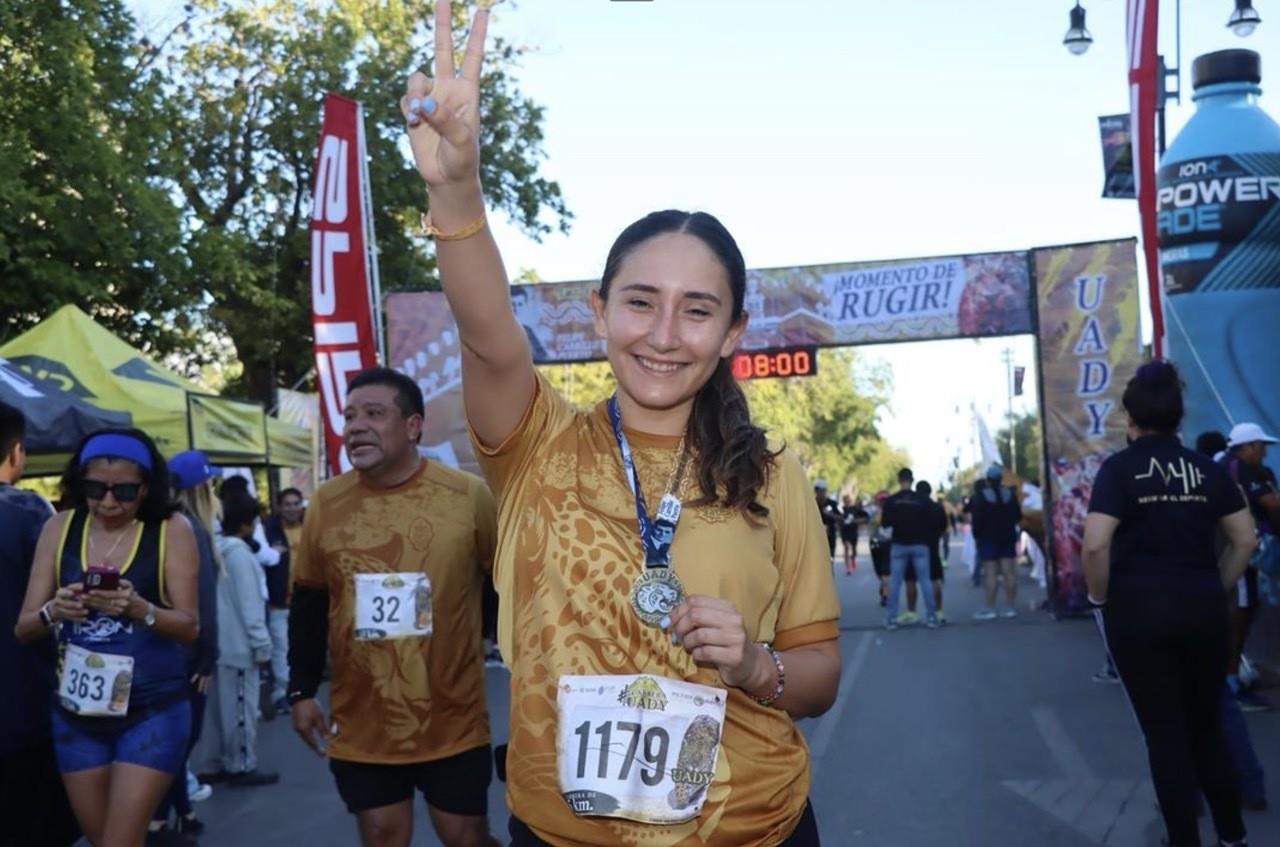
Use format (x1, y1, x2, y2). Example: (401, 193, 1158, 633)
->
(1035, 240, 1143, 614)
(309, 93, 380, 474)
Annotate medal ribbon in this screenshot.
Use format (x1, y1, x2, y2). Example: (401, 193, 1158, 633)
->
(607, 395, 688, 568)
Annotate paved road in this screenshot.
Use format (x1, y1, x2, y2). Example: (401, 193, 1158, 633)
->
(179, 541, 1278, 846)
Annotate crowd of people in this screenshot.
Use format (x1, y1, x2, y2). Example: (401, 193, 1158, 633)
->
(0, 5, 1276, 847)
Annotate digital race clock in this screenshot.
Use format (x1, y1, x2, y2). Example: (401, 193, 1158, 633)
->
(730, 345, 818, 380)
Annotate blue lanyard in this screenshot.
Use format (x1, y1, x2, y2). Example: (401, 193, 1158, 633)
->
(607, 395, 686, 568)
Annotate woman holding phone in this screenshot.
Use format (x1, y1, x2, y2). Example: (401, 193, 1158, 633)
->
(15, 428, 199, 847)
(401, 4, 841, 845)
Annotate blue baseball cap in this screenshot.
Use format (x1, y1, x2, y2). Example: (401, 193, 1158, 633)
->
(986, 464, 1004, 480)
(168, 450, 217, 490)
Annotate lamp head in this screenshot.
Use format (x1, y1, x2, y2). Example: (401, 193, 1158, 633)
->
(1228, 1, 1262, 38)
(1064, 3, 1093, 56)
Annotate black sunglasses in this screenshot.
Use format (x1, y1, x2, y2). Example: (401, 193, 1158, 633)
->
(82, 480, 143, 503)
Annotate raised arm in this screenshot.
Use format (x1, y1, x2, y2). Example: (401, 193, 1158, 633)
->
(402, 1, 535, 447)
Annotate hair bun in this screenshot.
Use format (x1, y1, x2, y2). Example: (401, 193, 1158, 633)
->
(1136, 359, 1179, 387)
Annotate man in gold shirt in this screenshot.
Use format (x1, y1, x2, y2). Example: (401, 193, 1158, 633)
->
(287, 367, 499, 847)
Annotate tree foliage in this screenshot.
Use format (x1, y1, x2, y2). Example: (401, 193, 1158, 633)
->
(2, 0, 570, 403)
(995, 411, 1042, 485)
(161, 0, 570, 400)
(0, 0, 199, 357)
(742, 349, 907, 496)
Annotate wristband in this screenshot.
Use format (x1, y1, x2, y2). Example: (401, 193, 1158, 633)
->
(287, 689, 316, 706)
(1087, 594, 1107, 608)
(751, 642, 785, 707)
(38, 601, 54, 629)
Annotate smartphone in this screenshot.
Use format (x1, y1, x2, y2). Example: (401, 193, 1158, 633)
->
(85, 566, 121, 592)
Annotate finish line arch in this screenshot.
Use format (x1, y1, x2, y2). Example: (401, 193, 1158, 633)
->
(385, 237, 1142, 616)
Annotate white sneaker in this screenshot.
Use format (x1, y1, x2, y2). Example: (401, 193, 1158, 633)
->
(998, 607, 1018, 619)
(972, 608, 998, 621)
(1239, 655, 1260, 687)
(189, 782, 213, 803)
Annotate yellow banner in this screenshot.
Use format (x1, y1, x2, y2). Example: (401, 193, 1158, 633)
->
(1034, 240, 1143, 613)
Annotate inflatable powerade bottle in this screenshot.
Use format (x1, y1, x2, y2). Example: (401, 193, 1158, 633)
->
(1158, 49, 1280, 441)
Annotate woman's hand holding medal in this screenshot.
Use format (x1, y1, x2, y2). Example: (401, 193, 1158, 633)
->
(666, 595, 771, 693)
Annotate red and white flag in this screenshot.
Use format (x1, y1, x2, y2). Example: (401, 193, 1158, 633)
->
(1126, 0, 1164, 356)
(309, 93, 382, 474)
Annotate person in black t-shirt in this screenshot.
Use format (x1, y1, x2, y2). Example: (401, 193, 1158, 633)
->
(880, 468, 938, 629)
(814, 480, 840, 561)
(838, 494, 869, 576)
(902, 480, 949, 623)
(0, 403, 79, 847)
(1083, 362, 1257, 847)
(969, 465, 1022, 620)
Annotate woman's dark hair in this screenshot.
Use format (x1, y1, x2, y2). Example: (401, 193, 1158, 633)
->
(221, 493, 262, 536)
(1121, 360, 1184, 434)
(60, 428, 176, 523)
(599, 210, 777, 522)
(1194, 430, 1228, 457)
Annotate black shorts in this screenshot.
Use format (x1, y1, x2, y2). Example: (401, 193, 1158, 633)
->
(839, 529, 858, 546)
(904, 548, 943, 582)
(870, 542, 890, 577)
(329, 744, 492, 816)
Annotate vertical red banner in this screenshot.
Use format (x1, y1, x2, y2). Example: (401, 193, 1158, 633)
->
(310, 93, 379, 474)
(1126, 0, 1164, 356)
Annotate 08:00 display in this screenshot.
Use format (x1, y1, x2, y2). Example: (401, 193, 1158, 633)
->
(730, 347, 815, 380)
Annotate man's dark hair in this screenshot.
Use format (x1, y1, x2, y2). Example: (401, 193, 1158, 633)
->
(915, 480, 932, 496)
(0, 402, 25, 460)
(1194, 431, 1227, 458)
(222, 493, 262, 536)
(897, 467, 914, 483)
(220, 475, 250, 498)
(347, 367, 425, 420)
(277, 487, 303, 504)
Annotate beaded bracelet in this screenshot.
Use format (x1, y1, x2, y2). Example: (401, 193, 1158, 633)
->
(752, 642, 785, 707)
(419, 212, 487, 242)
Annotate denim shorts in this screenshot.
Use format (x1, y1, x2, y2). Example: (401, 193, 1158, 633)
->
(51, 698, 191, 775)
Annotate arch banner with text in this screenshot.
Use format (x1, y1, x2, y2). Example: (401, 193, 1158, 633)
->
(386, 237, 1140, 614)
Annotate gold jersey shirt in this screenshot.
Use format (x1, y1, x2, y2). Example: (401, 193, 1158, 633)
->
(476, 375, 840, 847)
(292, 460, 497, 764)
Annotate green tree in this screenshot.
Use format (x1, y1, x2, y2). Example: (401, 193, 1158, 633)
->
(742, 349, 906, 496)
(996, 412, 1042, 485)
(0, 1, 200, 358)
(157, 0, 570, 400)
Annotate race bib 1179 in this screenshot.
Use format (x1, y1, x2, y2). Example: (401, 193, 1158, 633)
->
(556, 674, 727, 825)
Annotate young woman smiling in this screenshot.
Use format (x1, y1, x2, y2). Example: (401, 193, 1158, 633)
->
(402, 4, 841, 845)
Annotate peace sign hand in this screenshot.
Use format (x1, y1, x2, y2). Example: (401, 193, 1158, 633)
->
(402, 0, 490, 189)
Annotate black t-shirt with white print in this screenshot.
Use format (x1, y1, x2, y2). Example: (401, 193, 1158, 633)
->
(1088, 434, 1244, 593)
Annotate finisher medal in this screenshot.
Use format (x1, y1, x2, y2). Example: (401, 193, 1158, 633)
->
(608, 396, 691, 627)
(630, 568, 686, 626)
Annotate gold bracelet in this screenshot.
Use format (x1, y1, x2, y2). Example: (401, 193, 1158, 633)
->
(419, 212, 487, 242)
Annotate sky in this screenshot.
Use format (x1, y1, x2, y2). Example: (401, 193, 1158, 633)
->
(130, 0, 1280, 485)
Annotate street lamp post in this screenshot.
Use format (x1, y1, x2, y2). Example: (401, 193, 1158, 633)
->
(1061, 3, 1264, 148)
